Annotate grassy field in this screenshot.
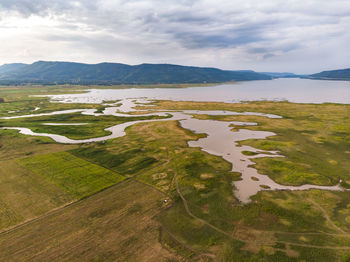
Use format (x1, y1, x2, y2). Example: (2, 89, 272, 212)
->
(0, 180, 178, 262)
(0, 160, 75, 231)
(0, 129, 75, 160)
(1, 86, 350, 261)
(0, 129, 78, 231)
(19, 151, 125, 199)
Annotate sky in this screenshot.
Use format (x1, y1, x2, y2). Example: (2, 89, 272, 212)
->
(0, 0, 350, 74)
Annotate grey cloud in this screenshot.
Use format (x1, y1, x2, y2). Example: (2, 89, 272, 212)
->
(3, 0, 343, 52)
(0, 0, 350, 73)
(0, 0, 96, 16)
(175, 31, 263, 49)
(247, 42, 302, 54)
(263, 53, 275, 60)
(0, 0, 62, 15)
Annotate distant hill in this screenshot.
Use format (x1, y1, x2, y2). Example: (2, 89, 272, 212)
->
(0, 63, 27, 74)
(260, 72, 299, 78)
(0, 61, 272, 85)
(308, 68, 350, 80)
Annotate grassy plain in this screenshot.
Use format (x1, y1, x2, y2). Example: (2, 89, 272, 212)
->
(0, 160, 75, 231)
(19, 151, 125, 199)
(0, 86, 350, 261)
(0, 129, 77, 231)
(0, 180, 179, 262)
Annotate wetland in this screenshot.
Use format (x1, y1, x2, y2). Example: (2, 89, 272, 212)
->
(0, 80, 350, 261)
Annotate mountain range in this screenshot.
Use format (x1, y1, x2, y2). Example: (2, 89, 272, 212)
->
(307, 68, 350, 80)
(1, 61, 348, 85)
(0, 61, 272, 85)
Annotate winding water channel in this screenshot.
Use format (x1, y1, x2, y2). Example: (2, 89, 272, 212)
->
(1, 95, 345, 203)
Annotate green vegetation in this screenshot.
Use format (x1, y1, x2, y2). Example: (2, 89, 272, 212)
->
(309, 68, 350, 81)
(0, 112, 168, 139)
(0, 86, 99, 118)
(71, 146, 158, 176)
(0, 87, 350, 261)
(19, 151, 125, 199)
(242, 150, 259, 156)
(153, 100, 350, 187)
(0, 128, 75, 160)
(0, 129, 77, 231)
(0, 60, 271, 85)
(0, 160, 75, 231)
(70, 118, 350, 261)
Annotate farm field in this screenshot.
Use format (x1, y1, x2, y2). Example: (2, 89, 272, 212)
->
(19, 151, 126, 199)
(0, 86, 350, 261)
(0, 180, 178, 262)
(0, 159, 75, 231)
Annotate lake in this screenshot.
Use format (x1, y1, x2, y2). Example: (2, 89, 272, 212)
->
(47, 78, 350, 104)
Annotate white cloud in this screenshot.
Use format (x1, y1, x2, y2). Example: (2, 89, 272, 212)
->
(0, 0, 349, 73)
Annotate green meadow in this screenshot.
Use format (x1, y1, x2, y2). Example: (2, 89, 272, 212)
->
(19, 151, 125, 199)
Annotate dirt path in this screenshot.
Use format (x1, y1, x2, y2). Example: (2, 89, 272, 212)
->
(2, 148, 349, 255)
(308, 199, 346, 234)
(160, 226, 216, 260)
(0, 200, 76, 236)
(259, 230, 350, 237)
(278, 241, 350, 250)
(174, 167, 233, 239)
(173, 161, 350, 251)
(0, 178, 132, 237)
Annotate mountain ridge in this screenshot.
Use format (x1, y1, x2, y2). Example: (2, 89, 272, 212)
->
(0, 61, 272, 85)
(307, 68, 350, 80)
(0, 63, 28, 74)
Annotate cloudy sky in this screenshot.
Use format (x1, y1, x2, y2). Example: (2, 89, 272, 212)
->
(0, 0, 349, 73)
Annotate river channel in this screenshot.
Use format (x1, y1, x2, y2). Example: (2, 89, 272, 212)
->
(1, 94, 345, 203)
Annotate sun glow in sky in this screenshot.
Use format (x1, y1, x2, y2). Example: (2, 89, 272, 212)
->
(0, 0, 350, 73)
